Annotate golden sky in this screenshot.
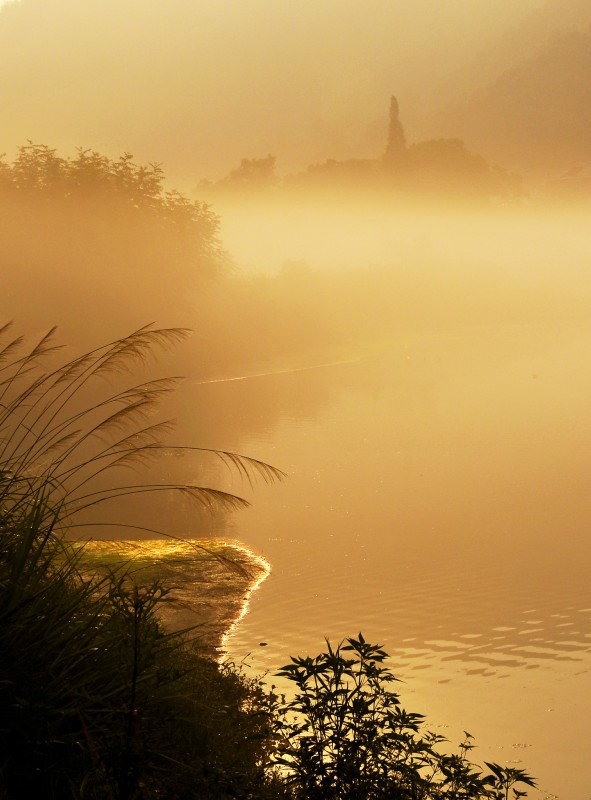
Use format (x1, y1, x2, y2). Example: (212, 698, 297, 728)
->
(0, 0, 588, 182)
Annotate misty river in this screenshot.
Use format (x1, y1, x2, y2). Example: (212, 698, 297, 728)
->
(185, 316, 591, 800)
(56, 203, 591, 800)
(4, 2, 591, 796)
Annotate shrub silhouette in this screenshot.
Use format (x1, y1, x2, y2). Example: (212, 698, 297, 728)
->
(0, 144, 225, 341)
(273, 634, 535, 800)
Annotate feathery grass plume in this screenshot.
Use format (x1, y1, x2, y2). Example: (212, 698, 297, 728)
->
(0, 322, 285, 537)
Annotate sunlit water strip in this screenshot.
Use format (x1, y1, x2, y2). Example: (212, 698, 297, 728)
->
(218, 542, 271, 660)
(78, 538, 270, 656)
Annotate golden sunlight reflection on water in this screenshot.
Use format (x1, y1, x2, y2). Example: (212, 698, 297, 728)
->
(60, 204, 591, 798)
(79, 539, 269, 655)
(185, 322, 591, 800)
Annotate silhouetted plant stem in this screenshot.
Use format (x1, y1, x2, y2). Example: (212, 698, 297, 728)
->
(120, 587, 141, 800)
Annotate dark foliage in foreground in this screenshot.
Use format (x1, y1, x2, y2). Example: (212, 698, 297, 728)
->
(0, 323, 284, 799)
(0, 494, 282, 799)
(272, 635, 535, 800)
(0, 325, 535, 799)
(0, 522, 537, 800)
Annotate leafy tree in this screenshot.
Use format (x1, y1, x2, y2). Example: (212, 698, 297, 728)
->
(0, 143, 225, 341)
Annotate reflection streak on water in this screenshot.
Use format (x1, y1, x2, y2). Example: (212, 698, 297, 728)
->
(190, 354, 368, 386)
(219, 544, 271, 660)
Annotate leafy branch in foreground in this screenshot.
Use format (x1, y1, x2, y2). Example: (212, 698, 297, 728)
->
(271, 634, 536, 800)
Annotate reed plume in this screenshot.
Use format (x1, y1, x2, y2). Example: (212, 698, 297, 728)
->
(0, 321, 285, 538)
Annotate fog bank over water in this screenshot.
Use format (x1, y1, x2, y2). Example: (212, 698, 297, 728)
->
(4, 183, 591, 380)
(209, 198, 591, 349)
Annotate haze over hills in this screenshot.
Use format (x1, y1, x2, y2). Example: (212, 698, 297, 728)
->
(424, 0, 591, 179)
(0, 0, 555, 187)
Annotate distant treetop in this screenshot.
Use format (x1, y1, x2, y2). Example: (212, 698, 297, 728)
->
(0, 142, 226, 339)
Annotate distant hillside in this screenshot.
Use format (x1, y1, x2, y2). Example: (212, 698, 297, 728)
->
(428, 3, 591, 179)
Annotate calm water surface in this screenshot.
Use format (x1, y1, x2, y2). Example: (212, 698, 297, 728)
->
(185, 320, 591, 800)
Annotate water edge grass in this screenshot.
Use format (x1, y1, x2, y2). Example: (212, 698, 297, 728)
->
(0, 322, 285, 798)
